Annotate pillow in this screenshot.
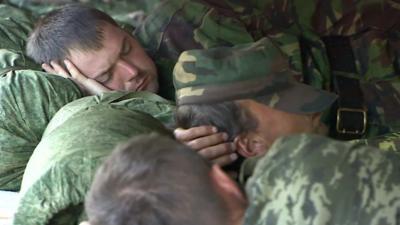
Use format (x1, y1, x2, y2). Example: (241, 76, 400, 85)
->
(0, 4, 34, 53)
(14, 91, 174, 225)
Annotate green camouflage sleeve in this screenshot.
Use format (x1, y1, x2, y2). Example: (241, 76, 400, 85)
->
(351, 132, 400, 155)
(244, 134, 400, 225)
(226, 0, 400, 136)
(308, 0, 400, 137)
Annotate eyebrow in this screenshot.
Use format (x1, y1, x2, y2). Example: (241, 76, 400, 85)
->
(93, 36, 127, 79)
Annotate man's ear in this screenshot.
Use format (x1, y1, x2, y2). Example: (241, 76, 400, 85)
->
(311, 113, 322, 127)
(209, 165, 246, 204)
(234, 133, 265, 158)
(310, 112, 328, 134)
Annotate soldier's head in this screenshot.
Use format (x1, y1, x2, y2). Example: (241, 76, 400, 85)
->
(84, 134, 247, 225)
(27, 4, 158, 93)
(174, 38, 337, 156)
(83, 134, 400, 225)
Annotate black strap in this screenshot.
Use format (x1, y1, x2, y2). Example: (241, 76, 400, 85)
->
(322, 36, 367, 140)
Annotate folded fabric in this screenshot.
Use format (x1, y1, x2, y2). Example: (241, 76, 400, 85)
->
(14, 91, 174, 225)
(0, 5, 83, 191)
(0, 69, 82, 191)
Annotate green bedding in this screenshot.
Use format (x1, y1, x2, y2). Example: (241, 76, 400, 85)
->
(0, 4, 39, 70)
(0, 4, 84, 191)
(14, 92, 174, 225)
(0, 0, 170, 192)
(0, 4, 35, 54)
(0, 55, 82, 191)
(0, 69, 82, 191)
(5, 0, 163, 28)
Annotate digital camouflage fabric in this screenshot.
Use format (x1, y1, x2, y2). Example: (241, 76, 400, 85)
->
(0, 4, 35, 54)
(136, 0, 400, 138)
(0, 4, 39, 71)
(244, 134, 400, 225)
(13, 92, 174, 225)
(173, 37, 337, 114)
(0, 50, 82, 191)
(43, 91, 175, 133)
(0, 5, 83, 191)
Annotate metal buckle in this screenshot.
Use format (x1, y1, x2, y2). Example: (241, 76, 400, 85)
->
(336, 107, 367, 135)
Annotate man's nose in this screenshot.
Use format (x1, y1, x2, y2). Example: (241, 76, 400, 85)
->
(115, 59, 139, 79)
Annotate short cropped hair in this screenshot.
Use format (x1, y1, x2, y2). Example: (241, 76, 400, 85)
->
(175, 101, 258, 141)
(26, 4, 118, 64)
(86, 134, 229, 225)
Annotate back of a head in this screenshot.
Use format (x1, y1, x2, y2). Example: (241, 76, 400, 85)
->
(175, 102, 258, 141)
(26, 4, 118, 64)
(86, 134, 228, 225)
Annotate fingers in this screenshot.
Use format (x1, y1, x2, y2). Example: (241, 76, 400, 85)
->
(51, 61, 70, 77)
(198, 142, 238, 167)
(174, 126, 238, 166)
(174, 126, 218, 142)
(198, 142, 235, 159)
(83, 78, 111, 95)
(41, 63, 55, 73)
(185, 132, 228, 151)
(42, 62, 69, 79)
(63, 59, 86, 82)
(42, 59, 110, 95)
(211, 154, 238, 167)
(63, 59, 110, 95)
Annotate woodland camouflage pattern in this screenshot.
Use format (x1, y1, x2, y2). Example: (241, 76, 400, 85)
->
(135, 0, 400, 138)
(4, 0, 161, 26)
(352, 131, 400, 155)
(244, 134, 400, 225)
(173, 37, 337, 114)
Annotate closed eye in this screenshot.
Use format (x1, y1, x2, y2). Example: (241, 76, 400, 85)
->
(97, 72, 111, 83)
(121, 41, 132, 56)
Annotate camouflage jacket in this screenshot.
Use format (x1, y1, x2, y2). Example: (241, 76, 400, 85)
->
(5, 0, 161, 28)
(240, 131, 400, 186)
(135, 0, 400, 138)
(243, 134, 400, 225)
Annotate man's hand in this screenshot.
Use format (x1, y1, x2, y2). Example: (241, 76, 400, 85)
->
(174, 126, 237, 166)
(42, 59, 110, 95)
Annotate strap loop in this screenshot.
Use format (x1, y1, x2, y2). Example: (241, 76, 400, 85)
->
(322, 36, 368, 140)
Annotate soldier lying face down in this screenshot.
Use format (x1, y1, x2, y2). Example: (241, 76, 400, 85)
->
(174, 38, 337, 158)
